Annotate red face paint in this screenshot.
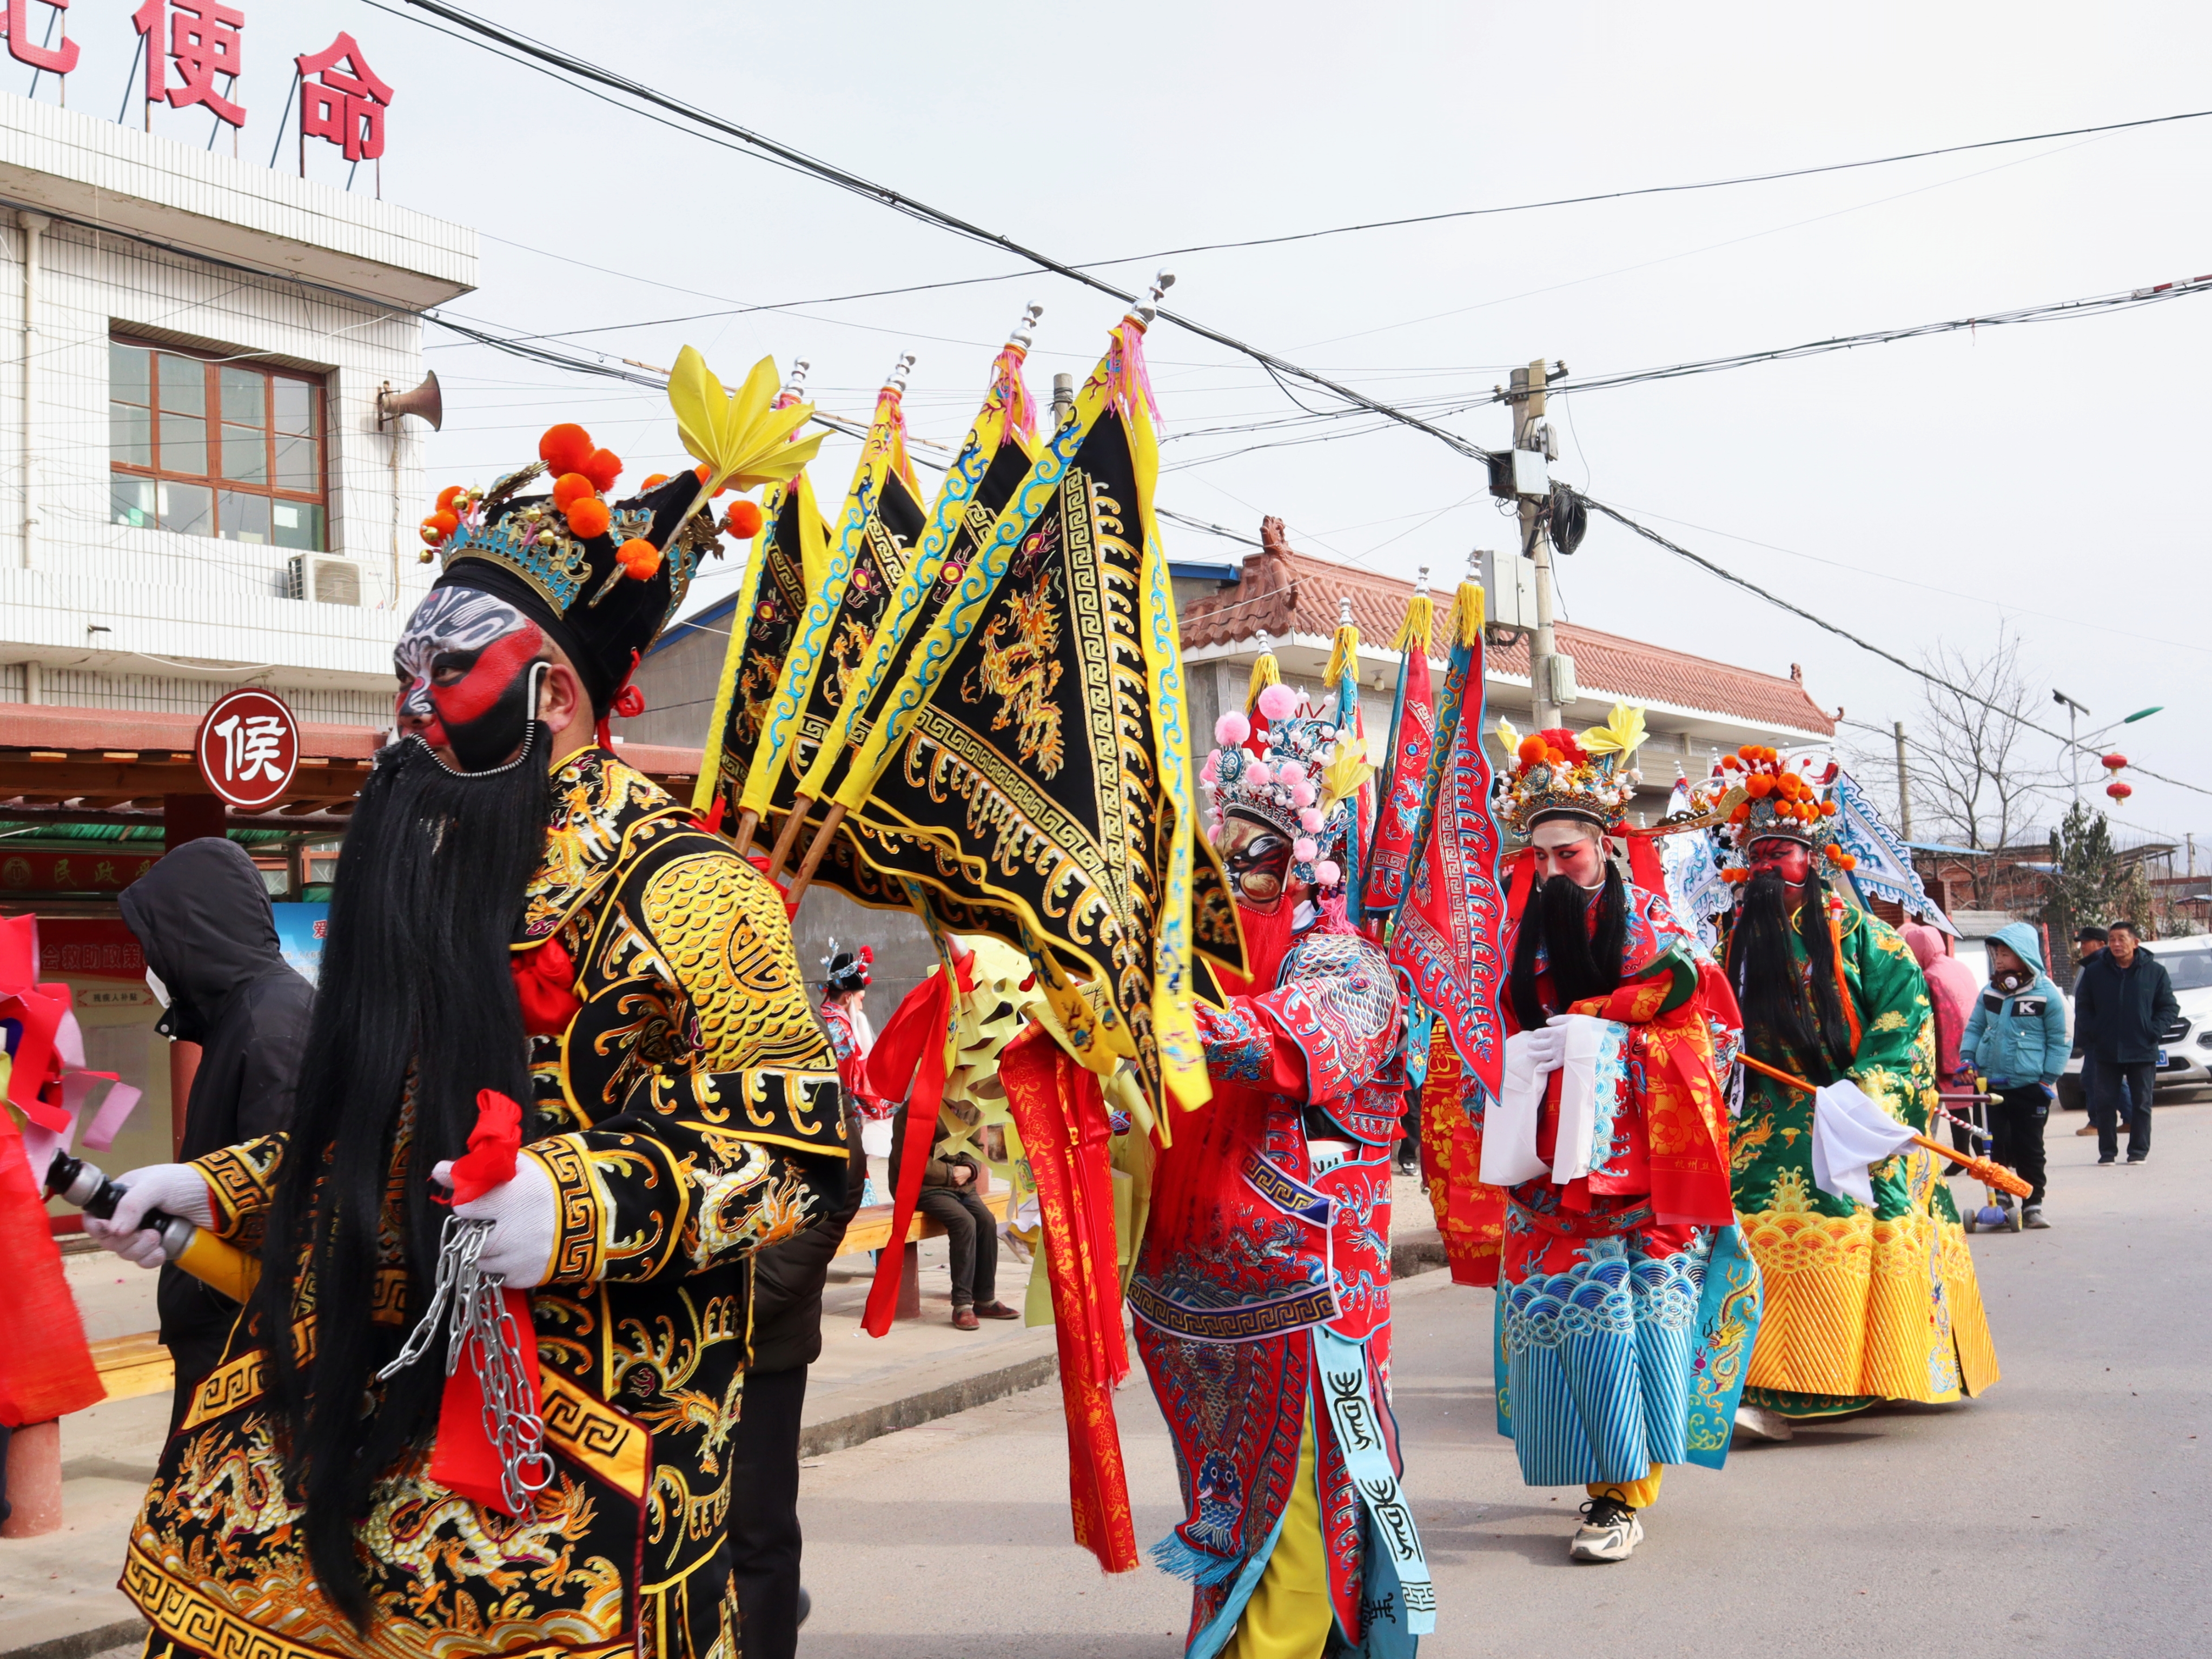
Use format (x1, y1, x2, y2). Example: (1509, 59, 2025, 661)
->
(1748, 837, 1812, 887)
(395, 589, 546, 772)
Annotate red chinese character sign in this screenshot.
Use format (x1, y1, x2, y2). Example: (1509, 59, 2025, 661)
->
(195, 688, 300, 811)
(133, 0, 244, 128)
(297, 33, 392, 164)
(4, 0, 80, 76)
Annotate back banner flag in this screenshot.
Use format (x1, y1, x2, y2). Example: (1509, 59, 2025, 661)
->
(741, 372, 926, 829)
(1387, 578, 1507, 1101)
(692, 398, 832, 827)
(1362, 581, 1436, 918)
(831, 314, 1216, 1120)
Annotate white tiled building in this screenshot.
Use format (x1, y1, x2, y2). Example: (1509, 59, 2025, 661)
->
(0, 90, 474, 725)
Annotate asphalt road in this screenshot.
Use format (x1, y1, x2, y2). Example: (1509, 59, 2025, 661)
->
(790, 1099, 2211, 1658)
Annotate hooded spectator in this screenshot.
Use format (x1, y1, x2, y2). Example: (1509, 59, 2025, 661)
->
(116, 837, 314, 1428)
(1959, 922, 2069, 1226)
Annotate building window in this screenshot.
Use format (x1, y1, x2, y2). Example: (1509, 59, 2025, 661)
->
(108, 336, 327, 550)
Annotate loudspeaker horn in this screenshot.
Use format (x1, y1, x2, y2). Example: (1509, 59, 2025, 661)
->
(377, 370, 443, 431)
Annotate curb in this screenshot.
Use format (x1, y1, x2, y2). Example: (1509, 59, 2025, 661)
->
(0, 1618, 145, 1659)
(798, 1350, 1061, 1459)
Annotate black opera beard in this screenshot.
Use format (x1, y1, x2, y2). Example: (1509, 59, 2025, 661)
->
(255, 731, 551, 1627)
(1508, 867, 1626, 1030)
(1728, 867, 1851, 1074)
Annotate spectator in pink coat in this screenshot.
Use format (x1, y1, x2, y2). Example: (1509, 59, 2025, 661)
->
(1907, 923, 1983, 1160)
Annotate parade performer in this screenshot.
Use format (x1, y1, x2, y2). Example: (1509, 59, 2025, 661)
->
(1131, 681, 1433, 1658)
(818, 942, 889, 1123)
(83, 391, 849, 1659)
(1709, 747, 1998, 1427)
(1481, 708, 1757, 1563)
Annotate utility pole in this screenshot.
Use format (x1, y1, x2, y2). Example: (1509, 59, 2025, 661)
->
(1051, 372, 1075, 429)
(1893, 721, 1913, 840)
(2052, 688, 2090, 805)
(1509, 360, 1566, 729)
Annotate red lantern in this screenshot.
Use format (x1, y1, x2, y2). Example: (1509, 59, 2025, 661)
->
(2106, 780, 2133, 802)
(2102, 753, 2128, 771)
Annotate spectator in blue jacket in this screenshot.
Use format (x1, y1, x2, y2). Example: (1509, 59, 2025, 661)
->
(1961, 922, 2070, 1227)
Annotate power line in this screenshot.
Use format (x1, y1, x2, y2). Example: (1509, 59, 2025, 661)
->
(1062, 108, 2212, 267)
(1581, 498, 2212, 799)
(387, 0, 1496, 464)
(1540, 274, 2212, 399)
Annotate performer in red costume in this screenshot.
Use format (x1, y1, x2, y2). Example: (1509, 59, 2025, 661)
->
(1132, 681, 1431, 1659)
(817, 943, 888, 1122)
(1481, 706, 1759, 1564)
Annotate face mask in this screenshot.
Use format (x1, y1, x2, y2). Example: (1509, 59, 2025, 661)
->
(145, 967, 169, 1007)
(394, 587, 547, 773)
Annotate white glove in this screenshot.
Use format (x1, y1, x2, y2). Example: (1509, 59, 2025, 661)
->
(432, 1157, 558, 1288)
(81, 1162, 215, 1271)
(1507, 1024, 1568, 1074)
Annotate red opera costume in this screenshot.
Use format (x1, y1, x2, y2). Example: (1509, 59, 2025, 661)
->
(1132, 676, 1432, 1658)
(1467, 707, 1763, 1559)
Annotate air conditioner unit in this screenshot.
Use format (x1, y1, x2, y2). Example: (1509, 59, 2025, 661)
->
(287, 553, 362, 606)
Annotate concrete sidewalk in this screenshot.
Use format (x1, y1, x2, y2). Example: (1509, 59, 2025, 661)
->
(0, 1179, 1443, 1658)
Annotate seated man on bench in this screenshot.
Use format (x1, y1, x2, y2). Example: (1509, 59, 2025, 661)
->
(890, 1103, 1018, 1330)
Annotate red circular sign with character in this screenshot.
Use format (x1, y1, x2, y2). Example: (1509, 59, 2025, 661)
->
(195, 689, 302, 811)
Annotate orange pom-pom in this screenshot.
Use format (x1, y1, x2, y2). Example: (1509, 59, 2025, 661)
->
(640, 473, 671, 491)
(1517, 735, 1547, 765)
(435, 484, 463, 513)
(1730, 803, 1751, 824)
(1821, 799, 1839, 816)
(693, 462, 730, 498)
(724, 499, 765, 539)
(564, 496, 611, 539)
(1737, 744, 1756, 760)
(552, 472, 596, 510)
(539, 423, 594, 475)
(418, 519, 446, 547)
(617, 537, 662, 580)
(1745, 775, 1774, 799)
(581, 448, 622, 494)
(429, 509, 459, 538)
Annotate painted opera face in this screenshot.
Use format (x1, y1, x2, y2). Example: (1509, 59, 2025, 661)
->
(1216, 810, 1296, 916)
(394, 586, 547, 773)
(1747, 835, 1813, 889)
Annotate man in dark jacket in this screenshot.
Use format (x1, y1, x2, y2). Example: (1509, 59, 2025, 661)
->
(728, 1098, 865, 1659)
(117, 836, 314, 1429)
(2071, 920, 2180, 1166)
(890, 1103, 1019, 1330)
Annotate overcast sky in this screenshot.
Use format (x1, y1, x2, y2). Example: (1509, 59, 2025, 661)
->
(96, 1, 2212, 854)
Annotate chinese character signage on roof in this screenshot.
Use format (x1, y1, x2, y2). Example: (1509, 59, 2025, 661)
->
(14, 9, 395, 184)
(195, 686, 301, 810)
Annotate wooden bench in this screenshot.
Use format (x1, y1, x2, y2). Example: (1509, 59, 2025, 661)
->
(834, 1185, 1010, 1320)
(89, 1331, 173, 1403)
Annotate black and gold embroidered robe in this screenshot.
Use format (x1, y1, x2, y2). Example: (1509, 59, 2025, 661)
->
(121, 748, 847, 1659)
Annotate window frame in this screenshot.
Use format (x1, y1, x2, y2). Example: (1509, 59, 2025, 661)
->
(107, 332, 330, 551)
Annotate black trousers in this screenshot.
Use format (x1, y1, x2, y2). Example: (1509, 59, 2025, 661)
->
(727, 1365, 809, 1659)
(913, 1185, 997, 1306)
(2093, 1059, 2156, 1161)
(1987, 1085, 2050, 1207)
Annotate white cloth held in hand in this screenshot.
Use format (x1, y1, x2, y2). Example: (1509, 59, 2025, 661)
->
(1546, 1015, 1609, 1187)
(1809, 1079, 1920, 1208)
(81, 1162, 216, 1270)
(432, 1156, 559, 1287)
(1483, 1030, 1558, 1186)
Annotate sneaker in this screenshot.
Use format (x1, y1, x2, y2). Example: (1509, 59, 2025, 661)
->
(2097, 1156, 2116, 1166)
(2127, 1154, 2147, 1165)
(1732, 1404, 1794, 1443)
(1995, 1193, 2014, 1209)
(2022, 1207, 2049, 1230)
(952, 1306, 979, 1331)
(1570, 1496, 1644, 1562)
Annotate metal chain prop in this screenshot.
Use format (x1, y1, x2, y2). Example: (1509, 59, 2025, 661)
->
(376, 1214, 552, 1512)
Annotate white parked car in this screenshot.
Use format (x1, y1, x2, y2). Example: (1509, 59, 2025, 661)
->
(2055, 935, 2212, 1110)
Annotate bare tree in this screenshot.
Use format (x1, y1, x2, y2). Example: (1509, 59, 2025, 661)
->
(1910, 625, 2055, 907)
